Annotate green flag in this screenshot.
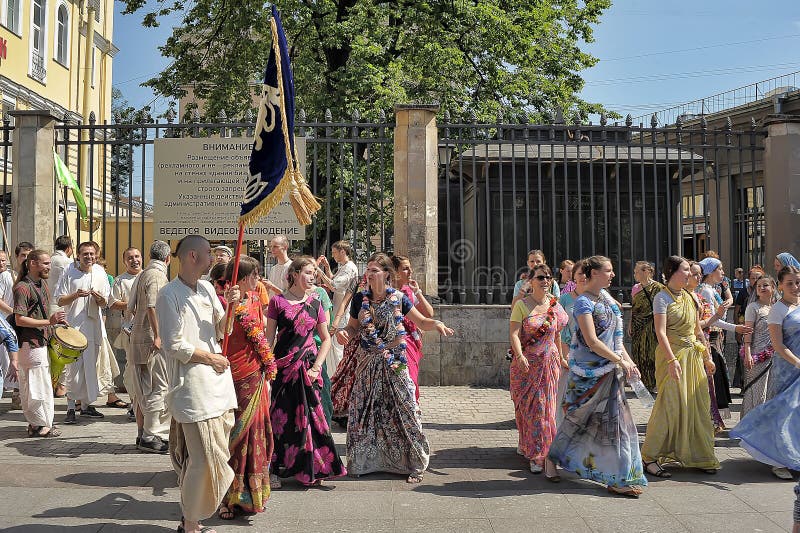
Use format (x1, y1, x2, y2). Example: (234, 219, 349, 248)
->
(53, 149, 87, 220)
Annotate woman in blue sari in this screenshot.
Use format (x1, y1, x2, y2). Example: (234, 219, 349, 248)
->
(548, 256, 647, 498)
(731, 265, 800, 530)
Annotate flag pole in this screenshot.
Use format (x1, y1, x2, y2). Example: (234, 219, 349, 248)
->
(221, 222, 246, 356)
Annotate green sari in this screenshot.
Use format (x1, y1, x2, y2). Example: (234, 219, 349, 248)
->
(312, 286, 335, 426)
(630, 281, 662, 390)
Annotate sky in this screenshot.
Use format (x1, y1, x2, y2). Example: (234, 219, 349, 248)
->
(112, 0, 800, 123)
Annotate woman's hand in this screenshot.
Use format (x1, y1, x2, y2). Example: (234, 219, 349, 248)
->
(6, 359, 17, 382)
(667, 358, 682, 381)
(408, 279, 421, 294)
(224, 285, 241, 305)
(336, 329, 350, 345)
(743, 352, 754, 370)
(307, 365, 322, 381)
(735, 324, 753, 335)
(618, 358, 636, 379)
(704, 358, 716, 375)
(435, 321, 454, 337)
(515, 354, 530, 372)
(715, 302, 731, 319)
(560, 357, 569, 370)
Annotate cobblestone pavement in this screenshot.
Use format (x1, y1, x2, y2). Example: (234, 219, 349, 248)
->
(0, 386, 795, 532)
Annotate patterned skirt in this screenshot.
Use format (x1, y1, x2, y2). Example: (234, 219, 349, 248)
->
(346, 347, 430, 476)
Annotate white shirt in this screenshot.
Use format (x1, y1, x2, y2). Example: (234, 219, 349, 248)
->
(54, 263, 111, 329)
(156, 277, 237, 424)
(768, 300, 797, 325)
(268, 257, 292, 292)
(48, 250, 74, 310)
(109, 271, 139, 348)
(0, 270, 13, 316)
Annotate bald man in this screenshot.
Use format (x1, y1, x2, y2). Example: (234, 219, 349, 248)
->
(156, 235, 239, 533)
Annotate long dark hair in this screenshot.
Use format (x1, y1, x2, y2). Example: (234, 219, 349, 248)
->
(14, 249, 48, 286)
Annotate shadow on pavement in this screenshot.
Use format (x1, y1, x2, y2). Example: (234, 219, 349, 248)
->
(6, 437, 142, 458)
(57, 470, 177, 491)
(424, 419, 517, 431)
(33, 492, 178, 521)
(3, 524, 174, 533)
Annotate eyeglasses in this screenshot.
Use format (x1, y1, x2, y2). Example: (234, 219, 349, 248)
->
(533, 275, 552, 281)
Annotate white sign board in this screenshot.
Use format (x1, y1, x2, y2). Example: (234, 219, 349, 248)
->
(153, 137, 305, 240)
(682, 222, 706, 236)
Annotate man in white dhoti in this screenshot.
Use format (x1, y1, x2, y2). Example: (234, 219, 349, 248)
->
(157, 235, 238, 533)
(55, 241, 120, 424)
(108, 247, 142, 413)
(12, 250, 67, 437)
(128, 241, 171, 453)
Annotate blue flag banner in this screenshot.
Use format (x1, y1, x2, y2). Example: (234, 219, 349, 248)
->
(240, 5, 319, 227)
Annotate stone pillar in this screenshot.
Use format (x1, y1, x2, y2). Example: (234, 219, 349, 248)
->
(763, 115, 800, 264)
(393, 104, 439, 295)
(10, 110, 58, 250)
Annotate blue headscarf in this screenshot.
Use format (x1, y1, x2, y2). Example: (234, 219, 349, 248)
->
(698, 257, 722, 276)
(776, 252, 800, 269)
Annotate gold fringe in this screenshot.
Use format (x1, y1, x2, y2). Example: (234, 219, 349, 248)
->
(240, 15, 321, 228)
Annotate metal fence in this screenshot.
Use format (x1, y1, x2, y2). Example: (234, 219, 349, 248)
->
(437, 113, 767, 304)
(49, 110, 393, 274)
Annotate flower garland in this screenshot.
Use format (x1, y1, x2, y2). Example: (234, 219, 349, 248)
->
(528, 296, 560, 341)
(235, 302, 277, 380)
(360, 287, 408, 374)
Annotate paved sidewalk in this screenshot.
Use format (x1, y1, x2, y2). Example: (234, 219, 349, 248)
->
(0, 386, 795, 532)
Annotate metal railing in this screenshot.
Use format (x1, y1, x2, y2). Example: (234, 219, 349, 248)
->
(52, 110, 393, 274)
(436, 113, 767, 304)
(633, 70, 800, 126)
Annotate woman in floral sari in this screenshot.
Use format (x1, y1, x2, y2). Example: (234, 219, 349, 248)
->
(509, 264, 567, 478)
(732, 266, 800, 489)
(641, 256, 720, 478)
(219, 256, 277, 519)
(547, 256, 646, 497)
(336, 253, 454, 483)
(265, 256, 346, 488)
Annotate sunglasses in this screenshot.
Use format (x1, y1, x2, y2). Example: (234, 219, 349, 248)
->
(533, 275, 552, 281)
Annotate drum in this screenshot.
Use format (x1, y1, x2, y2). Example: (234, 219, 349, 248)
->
(48, 326, 88, 387)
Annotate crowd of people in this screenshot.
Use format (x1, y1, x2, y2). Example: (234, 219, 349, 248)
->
(507, 247, 800, 529)
(0, 233, 798, 531)
(0, 233, 454, 533)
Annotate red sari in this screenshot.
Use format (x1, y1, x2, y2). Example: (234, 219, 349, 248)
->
(400, 285, 423, 400)
(223, 295, 274, 513)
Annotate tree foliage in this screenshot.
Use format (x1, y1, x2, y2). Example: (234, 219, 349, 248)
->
(119, 0, 611, 122)
(110, 87, 148, 198)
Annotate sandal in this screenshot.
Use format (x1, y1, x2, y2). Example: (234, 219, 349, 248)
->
(218, 505, 235, 520)
(701, 468, 718, 475)
(27, 425, 38, 437)
(607, 485, 641, 498)
(269, 474, 282, 489)
(406, 472, 424, 484)
(36, 426, 61, 438)
(106, 399, 130, 409)
(643, 460, 672, 478)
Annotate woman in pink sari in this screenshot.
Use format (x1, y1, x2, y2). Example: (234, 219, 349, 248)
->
(509, 264, 568, 478)
(391, 255, 434, 401)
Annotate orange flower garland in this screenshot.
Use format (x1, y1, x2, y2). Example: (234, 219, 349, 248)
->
(235, 303, 277, 380)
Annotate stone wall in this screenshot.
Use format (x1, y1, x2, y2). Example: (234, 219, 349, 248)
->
(419, 303, 633, 387)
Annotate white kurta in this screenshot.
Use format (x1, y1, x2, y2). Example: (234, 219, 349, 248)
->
(109, 272, 138, 350)
(328, 260, 359, 377)
(54, 263, 119, 405)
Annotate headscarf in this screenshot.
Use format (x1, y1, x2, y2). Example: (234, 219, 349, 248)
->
(699, 257, 722, 276)
(776, 252, 800, 269)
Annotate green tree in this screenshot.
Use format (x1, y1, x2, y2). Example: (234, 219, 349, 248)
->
(119, 0, 611, 122)
(110, 87, 148, 198)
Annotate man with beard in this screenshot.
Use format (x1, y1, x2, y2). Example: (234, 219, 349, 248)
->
(12, 250, 67, 437)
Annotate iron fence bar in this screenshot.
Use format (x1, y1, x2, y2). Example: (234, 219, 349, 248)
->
(651, 119, 659, 264)
(614, 142, 621, 274)
(101, 121, 108, 269)
(351, 116, 359, 255)
(639, 123, 647, 274)
(497, 122, 505, 302)
(510, 124, 518, 286)
(484, 127, 492, 303)
(588, 128, 595, 255)
(688, 127, 697, 259)
(140, 124, 147, 252)
(470, 118, 479, 303)
(576, 126, 583, 259)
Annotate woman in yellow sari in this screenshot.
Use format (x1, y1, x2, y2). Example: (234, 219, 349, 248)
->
(641, 256, 720, 477)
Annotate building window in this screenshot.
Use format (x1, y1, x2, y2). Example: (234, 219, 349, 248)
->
(4, 0, 21, 35)
(56, 4, 69, 66)
(30, 0, 47, 82)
